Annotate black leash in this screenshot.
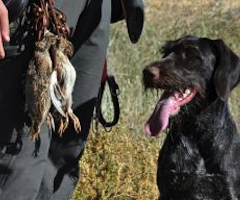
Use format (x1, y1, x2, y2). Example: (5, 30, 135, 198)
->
(95, 59, 120, 132)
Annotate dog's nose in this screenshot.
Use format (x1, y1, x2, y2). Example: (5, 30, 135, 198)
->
(143, 66, 159, 79)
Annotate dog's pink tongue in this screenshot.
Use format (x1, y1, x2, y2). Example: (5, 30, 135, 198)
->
(145, 93, 177, 136)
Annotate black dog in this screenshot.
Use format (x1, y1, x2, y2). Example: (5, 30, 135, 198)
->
(143, 36, 240, 200)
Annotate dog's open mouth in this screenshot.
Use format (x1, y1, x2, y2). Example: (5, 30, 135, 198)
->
(145, 88, 197, 136)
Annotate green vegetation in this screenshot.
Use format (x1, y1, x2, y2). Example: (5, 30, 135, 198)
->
(73, 1, 240, 199)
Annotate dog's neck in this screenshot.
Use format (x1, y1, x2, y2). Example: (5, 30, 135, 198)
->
(166, 98, 238, 174)
(169, 98, 237, 138)
(195, 98, 232, 127)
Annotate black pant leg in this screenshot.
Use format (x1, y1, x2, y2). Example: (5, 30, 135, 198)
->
(0, 36, 51, 200)
(0, 125, 51, 200)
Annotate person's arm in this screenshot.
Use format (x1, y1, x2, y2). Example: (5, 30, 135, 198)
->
(0, 0, 9, 59)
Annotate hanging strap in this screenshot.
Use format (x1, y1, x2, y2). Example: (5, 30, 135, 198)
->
(121, 0, 144, 44)
(95, 59, 120, 132)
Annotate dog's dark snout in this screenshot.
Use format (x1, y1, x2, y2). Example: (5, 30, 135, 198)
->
(143, 65, 160, 88)
(143, 65, 159, 80)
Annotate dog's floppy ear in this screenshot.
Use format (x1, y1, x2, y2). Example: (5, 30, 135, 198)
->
(213, 39, 240, 101)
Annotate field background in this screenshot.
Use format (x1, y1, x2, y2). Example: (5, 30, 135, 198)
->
(73, 0, 240, 199)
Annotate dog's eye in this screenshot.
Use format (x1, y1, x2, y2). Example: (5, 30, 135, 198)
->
(181, 51, 195, 61)
(185, 52, 194, 59)
(182, 52, 186, 59)
(183, 50, 202, 60)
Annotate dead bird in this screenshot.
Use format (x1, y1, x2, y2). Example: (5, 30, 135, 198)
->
(25, 31, 58, 140)
(50, 36, 81, 135)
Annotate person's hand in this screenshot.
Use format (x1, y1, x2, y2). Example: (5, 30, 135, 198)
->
(0, 0, 9, 59)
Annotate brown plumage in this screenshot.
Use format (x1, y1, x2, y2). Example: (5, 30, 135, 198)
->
(25, 31, 57, 140)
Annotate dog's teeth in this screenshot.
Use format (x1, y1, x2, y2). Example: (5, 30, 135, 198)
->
(185, 89, 191, 95)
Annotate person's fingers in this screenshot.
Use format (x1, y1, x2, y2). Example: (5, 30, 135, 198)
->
(0, 0, 9, 59)
(0, 35, 5, 58)
(0, 0, 9, 42)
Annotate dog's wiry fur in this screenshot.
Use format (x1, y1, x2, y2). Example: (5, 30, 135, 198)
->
(143, 36, 240, 200)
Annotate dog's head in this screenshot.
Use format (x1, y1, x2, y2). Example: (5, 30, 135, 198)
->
(143, 35, 240, 136)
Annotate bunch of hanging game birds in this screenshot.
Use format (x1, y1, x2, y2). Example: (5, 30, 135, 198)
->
(24, 0, 80, 140)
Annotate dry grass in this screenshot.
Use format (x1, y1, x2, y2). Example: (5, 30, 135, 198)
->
(72, 0, 240, 199)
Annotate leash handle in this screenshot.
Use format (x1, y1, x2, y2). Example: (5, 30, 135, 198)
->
(95, 59, 120, 132)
